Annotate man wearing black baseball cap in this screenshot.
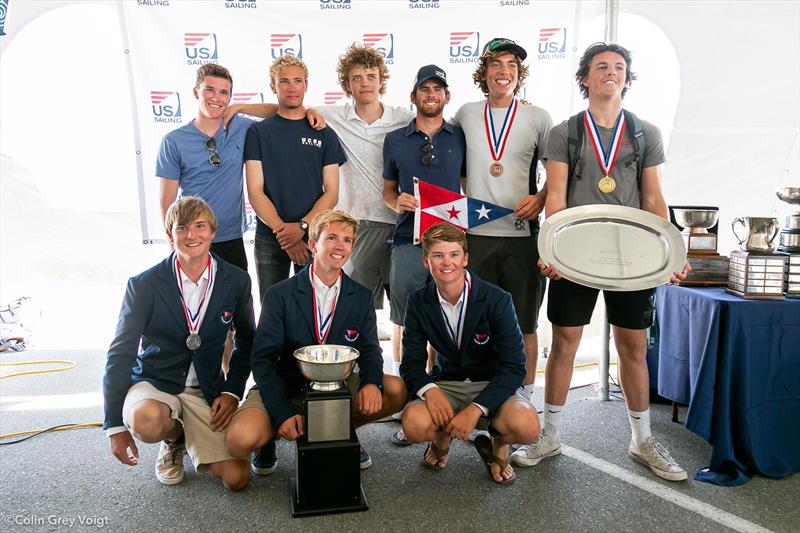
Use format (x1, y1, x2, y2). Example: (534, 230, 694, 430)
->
(451, 37, 553, 411)
(382, 65, 466, 431)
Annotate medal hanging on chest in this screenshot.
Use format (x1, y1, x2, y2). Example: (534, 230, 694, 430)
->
(310, 266, 342, 344)
(175, 255, 213, 351)
(584, 110, 626, 194)
(484, 99, 518, 177)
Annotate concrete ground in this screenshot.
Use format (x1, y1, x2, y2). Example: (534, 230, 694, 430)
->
(1, 348, 798, 533)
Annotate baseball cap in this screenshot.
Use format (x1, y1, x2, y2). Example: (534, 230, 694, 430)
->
(414, 64, 448, 88)
(482, 37, 527, 61)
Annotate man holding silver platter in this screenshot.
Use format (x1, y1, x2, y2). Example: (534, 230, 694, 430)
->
(511, 43, 690, 481)
(225, 210, 407, 473)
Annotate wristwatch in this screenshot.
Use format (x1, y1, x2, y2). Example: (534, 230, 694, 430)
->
(298, 220, 309, 238)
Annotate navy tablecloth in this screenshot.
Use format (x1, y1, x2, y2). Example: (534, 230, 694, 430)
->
(656, 286, 800, 485)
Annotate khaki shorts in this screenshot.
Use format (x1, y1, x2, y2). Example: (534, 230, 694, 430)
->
(122, 381, 246, 471)
(407, 380, 527, 429)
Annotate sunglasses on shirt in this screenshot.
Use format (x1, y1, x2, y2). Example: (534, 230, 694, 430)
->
(420, 141, 434, 165)
(205, 137, 221, 167)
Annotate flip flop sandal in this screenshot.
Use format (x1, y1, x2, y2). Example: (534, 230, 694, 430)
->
(391, 429, 414, 447)
(421, 441, 449, 471)
(474, 434, 516, 485)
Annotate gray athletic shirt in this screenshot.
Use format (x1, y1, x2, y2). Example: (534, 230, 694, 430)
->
(543, 114, 665, 209)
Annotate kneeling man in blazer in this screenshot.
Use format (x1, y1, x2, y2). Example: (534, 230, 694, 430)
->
(225, 210, 407, 474)
(401, 222, 540, 485)
(103, 196, 256, 490)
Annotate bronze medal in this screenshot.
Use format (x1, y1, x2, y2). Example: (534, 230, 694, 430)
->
(489, 162, 504, 177)
(598, 175, 616, 193)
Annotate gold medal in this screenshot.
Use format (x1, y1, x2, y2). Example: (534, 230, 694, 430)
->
(489, 162, 504, 177)
(598, 175, 616, 193)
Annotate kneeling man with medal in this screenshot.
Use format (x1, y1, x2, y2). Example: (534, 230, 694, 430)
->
(400, 223, 540, 485)
(103, 196, 256, 490)
(225, 210, 407, 473)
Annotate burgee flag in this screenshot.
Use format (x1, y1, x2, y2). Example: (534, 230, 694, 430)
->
(413, 178, 515, 244)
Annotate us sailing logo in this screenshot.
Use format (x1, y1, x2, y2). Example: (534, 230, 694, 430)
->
(151, 91, 182, 123)
(271, 33, 303, 59)
(232, 92, 265, 105)
(363, 33, 394, 64)
(319, 0, 351, 10)
(537, 27, 567, 59)
(185, 33, 219, 65)
(324, 91, 346, 105)
(449, 31, 480, 63)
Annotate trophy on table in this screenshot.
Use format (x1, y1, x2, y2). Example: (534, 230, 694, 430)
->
(670, 206, 729, 286)
(776, 187, 800, 298)
(290, 345, 368, 517)
(727, 216, 786, 299)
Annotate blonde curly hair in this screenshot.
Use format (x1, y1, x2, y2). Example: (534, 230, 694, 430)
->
(269, 54, 309, 90)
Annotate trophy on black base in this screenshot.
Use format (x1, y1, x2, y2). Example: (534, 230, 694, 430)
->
(776, 187, 800, 298)
(670, 206, 729, 285)
(290, 345, 368, 518)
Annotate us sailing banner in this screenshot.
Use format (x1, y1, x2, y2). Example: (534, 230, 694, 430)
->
(413, 178, 514, 244)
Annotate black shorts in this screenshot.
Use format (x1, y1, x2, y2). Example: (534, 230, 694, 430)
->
(211, 237, 248, 271)
(466, 233, 546, 334)
(547, 278, 655, 330)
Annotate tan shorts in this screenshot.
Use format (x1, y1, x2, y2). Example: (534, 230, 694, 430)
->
(408, 380, 527, 429)
(122, 381, 246, 471)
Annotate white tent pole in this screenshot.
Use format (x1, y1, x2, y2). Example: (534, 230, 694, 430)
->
(599, 0, 619, 402)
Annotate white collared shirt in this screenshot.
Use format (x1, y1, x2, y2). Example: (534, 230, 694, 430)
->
(311, 269, 342, 341)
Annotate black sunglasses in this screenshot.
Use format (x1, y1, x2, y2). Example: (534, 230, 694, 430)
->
(420, 141, 434, 165)
(205, 137, 221, 167)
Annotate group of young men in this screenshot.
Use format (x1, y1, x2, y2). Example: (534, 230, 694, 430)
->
(103, 37, 689, 492)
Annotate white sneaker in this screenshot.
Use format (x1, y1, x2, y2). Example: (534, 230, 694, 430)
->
(628, 437, 688, 481)
(155, 440, 185, 485)
(510, 434, 561, 467)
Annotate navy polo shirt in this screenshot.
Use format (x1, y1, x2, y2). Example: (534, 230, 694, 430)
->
(383, 119, 466, 245)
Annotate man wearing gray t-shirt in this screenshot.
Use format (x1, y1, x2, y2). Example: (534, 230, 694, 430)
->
(511, 43, 690, 482)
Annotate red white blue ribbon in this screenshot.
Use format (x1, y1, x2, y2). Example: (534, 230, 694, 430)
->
(441, 275, 470, 349)
(310, 265, 341, 344)
(584, 110, 626, 177)
(174, 254, 213, 335)
(484, 99, 519, 162)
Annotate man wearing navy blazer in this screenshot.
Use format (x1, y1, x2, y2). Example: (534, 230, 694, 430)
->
(103, 196, 255, 490)
(400, 223, 540, 485)
(225, 210, 407, 472)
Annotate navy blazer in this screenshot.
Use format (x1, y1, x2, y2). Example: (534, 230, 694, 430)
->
(400, 272, 525, 415)
(103, 254, 255, 429)
(250, 265, 384, 428)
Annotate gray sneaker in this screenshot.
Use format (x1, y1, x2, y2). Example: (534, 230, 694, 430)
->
(510, 434, 561, 467)
(155, 440, 185, 485)
(628, 437, 688, 481)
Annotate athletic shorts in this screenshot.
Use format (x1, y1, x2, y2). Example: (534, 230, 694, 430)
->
(466, 233, 546, 334)
(547, 278, 656, 330)
(389, 243, 430, 326)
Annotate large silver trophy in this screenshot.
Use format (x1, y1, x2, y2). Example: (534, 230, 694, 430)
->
(776, 187, 800, 298)
(289, 345, 368, 517)
(728, 216, 786, 299)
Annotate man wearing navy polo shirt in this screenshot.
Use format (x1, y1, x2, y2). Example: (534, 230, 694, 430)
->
(382, 64, 466, 373)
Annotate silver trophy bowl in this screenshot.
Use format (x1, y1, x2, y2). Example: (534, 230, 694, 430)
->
(776, 187, 800, 216)
(672, 207, 719, 234)
(294, 344, 360, 391)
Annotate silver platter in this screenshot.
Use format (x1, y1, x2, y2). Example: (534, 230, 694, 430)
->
(539, 205, 687, 291)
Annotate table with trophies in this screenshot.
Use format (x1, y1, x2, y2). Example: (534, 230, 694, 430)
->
(654, 189, 800, 485)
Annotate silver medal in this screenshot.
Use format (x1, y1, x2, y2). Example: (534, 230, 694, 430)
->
(186, 333, 202, 350)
